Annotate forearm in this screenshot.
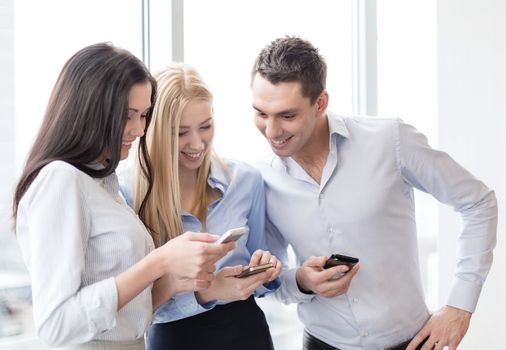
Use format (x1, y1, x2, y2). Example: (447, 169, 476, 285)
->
(115, 250, 163, 310)
(151, 275, 177, 311)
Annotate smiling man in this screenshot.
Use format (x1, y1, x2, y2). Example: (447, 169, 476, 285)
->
(251, 36, 498, 350)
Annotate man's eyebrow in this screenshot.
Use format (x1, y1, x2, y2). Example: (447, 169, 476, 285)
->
(252, 105, 298, 115)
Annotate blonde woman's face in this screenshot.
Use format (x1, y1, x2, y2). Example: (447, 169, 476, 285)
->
(177, 99, 214, 173)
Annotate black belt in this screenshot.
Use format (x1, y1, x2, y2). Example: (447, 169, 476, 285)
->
(303, 330, 428, 350)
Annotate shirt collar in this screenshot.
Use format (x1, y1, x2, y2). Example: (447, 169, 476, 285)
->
(274, 111, 349, 171)
(327, 111, 350, 139)
(207, 159, 229, 193)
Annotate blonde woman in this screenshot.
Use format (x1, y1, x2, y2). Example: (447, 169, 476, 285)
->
(120, 64, 281, 350)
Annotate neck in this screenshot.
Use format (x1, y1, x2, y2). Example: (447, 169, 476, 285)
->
(179, 167, 198, 206)
(293, 115, 330, 184)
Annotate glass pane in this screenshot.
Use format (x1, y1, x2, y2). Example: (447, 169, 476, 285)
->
(184, 0, 353, 163)
(184, 2, 353, 349)
(0, 1, 143, 347)
(377, 0, 438, 309)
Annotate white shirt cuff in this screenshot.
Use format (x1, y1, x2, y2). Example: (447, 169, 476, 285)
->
(446, 277, 482, 313)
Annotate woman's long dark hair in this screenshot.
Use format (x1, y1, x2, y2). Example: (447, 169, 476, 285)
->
(13, 43, 156, 225)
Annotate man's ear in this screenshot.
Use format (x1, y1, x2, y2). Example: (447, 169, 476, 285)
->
(315, 90, 329, 116)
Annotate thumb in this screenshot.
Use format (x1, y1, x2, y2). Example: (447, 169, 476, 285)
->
(184, 232, 220, 243)
(220, 265, 245, 277)
(304, 255, 328, 268)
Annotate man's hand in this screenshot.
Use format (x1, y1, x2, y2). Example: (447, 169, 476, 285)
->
(406, 305, 472, 350)
(295, 256, 359, 297)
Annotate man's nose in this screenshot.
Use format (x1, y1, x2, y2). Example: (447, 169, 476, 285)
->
(265, 118, 282, 139)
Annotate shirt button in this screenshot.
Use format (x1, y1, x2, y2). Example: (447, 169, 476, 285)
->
(352, 297, 359, 303)
(319, 193, 325, 199)
(327, 226, 333, 233)
(362, 332, 369, 337)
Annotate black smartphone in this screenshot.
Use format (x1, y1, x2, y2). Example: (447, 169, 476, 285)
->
(236, 262, 274, 278)
(323, 254, 359, 269)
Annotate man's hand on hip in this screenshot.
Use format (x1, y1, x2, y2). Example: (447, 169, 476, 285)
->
(406, 305, 472, 350)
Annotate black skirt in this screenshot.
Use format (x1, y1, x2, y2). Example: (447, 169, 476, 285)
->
(147, 296, 275, 350)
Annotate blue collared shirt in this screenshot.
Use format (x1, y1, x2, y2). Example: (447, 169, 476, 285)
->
(256, 113, 497, 350)
(120, 159, 278, 324)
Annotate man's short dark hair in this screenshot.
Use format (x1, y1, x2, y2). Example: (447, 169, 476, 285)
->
(252, 36, 327, 104)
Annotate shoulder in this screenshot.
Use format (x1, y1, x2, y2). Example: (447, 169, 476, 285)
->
(36, 160, 90, 186)
(342, 115, 401, 128)
(21, 161, 91, 207)
(220, 158, 263, 186)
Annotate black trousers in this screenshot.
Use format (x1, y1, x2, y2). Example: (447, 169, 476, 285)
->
(147, 296, 274, 350)
(303, 329, 429, 350)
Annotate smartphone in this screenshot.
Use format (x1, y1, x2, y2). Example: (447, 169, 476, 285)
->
(215, 227, 248, 244)
(323, 253, 359, 269)
(236, 262, 274, 278)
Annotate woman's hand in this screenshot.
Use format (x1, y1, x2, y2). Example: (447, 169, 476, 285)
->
(195, 265, 270, 304)
(249, 249, 282, 282)
(152, 231, 235, 286)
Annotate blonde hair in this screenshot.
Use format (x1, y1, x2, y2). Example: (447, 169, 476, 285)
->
(135, 63, 214, 247)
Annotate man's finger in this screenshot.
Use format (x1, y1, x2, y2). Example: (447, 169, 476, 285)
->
(406, 328, 431, 350)
(303, 255, 328, 268)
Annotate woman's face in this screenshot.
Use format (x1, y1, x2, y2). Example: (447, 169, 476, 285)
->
(177, 99, 214, 174)
(121, 81, 152, 160)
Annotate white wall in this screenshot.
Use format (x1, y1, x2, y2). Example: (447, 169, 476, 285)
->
(437, 1, 505, 348)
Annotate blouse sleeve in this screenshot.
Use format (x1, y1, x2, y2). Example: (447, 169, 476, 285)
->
(17, 166, 118, 347)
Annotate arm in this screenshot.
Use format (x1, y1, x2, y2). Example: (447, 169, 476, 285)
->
(191, 170, 279, 307)
(117, 232, 233, 310)
(18, 167, 233, 347)
(395, 121, 498, 350)
(18, 168, 115, 347)
(244, 171, 282, 294)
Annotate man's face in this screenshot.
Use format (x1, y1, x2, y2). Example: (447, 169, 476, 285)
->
(252, 73, 320, 158)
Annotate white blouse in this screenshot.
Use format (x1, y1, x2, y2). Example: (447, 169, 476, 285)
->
(16, 161, 154, 348)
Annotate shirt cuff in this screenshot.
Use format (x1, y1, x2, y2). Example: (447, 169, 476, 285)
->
(254, 278, 281, 297)
(78, 277, 118, 333)
(446, 277, 483, 313)
(278, 268, 316, 304)
(177, 292, 216, 314)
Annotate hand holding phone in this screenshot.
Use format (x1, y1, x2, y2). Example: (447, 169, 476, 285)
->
(215, 227, 248, 244)
(235, 262, 274, 278)
(323, 254, 359, 270)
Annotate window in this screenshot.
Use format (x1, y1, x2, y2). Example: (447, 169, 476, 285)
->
(376, 0, 438, 309)
(183, 0, 353, 163)
(0, 1, 144, 348)
(182, 1, 353, 348)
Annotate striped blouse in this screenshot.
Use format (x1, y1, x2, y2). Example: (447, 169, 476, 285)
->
(16, 160, 154, 348)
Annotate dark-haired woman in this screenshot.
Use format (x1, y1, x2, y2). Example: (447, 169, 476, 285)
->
(12, 43, 234, 350)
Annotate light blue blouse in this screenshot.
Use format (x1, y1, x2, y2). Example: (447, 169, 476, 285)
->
(120, 159, 278, 324)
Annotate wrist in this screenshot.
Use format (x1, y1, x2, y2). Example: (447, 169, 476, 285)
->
(195, 288, 213, 305)
(146, 248, 166, 280)
(446, 305, 473, 318)
(296, 268, 314, 294)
